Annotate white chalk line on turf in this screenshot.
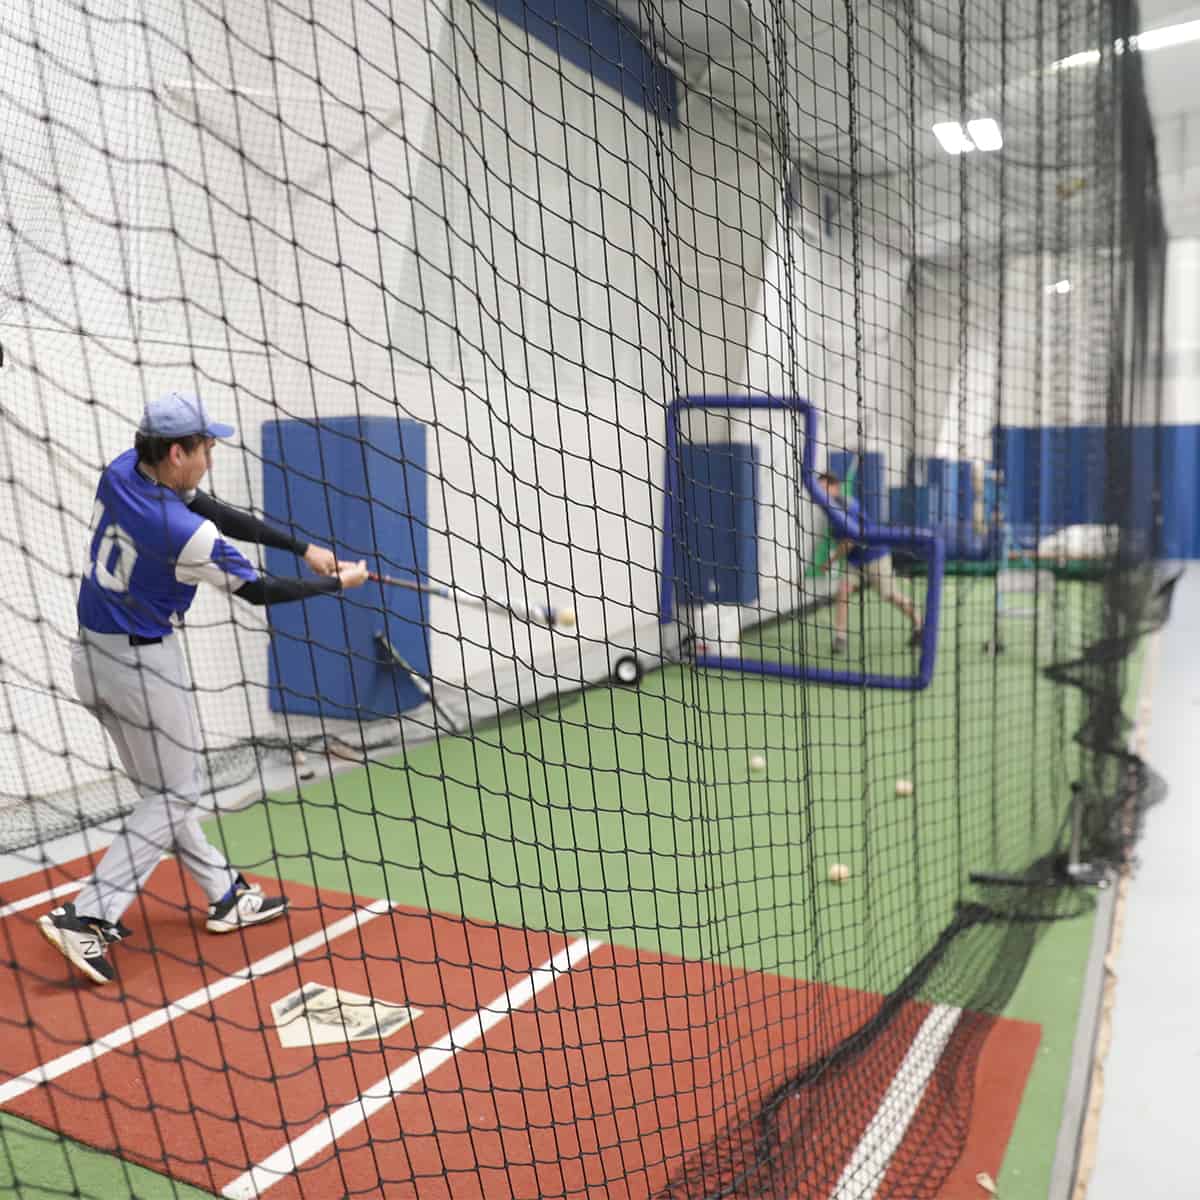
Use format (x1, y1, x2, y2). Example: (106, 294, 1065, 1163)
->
(221, 935, 602, 1200)
(829, 1003, 963, 1200)
(0, 898, 393, 1107)
(0, 879, 84, 921)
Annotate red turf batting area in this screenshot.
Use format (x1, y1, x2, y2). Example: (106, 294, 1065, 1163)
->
(0, 858, 1039, 1199)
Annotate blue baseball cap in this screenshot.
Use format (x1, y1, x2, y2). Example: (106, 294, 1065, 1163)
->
(138, 391, 235, 440)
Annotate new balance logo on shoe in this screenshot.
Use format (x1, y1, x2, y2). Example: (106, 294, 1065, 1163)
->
(206, 876, 289, 934)
(38, 903, 130, 985)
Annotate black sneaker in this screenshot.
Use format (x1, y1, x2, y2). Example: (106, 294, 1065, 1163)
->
(910, 626, 924, 648)
(38, 903, 130, 985)
(832, 636, 848, 655)
(206, 875, 288, 934)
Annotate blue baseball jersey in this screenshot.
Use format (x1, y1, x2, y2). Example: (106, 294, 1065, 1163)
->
(825, 495, 887, 566)
(78, 449, 259, 637)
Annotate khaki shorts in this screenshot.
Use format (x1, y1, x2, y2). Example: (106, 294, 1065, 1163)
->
(850, 555, 900, 601)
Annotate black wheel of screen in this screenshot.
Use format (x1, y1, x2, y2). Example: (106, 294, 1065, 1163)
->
(612, 656, 642, 687)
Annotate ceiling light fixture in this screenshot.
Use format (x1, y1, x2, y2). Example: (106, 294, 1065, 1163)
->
(1133, 18, 1200, 52)
(932, 120, 1003, 155)
(932, 122, 974, 154)
(966, 118, 1003, 151)
(1051, 18, 1200, 70)
(1052, 49, 1102, 71)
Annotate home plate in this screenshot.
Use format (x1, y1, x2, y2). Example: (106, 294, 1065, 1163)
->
(271, 982, 422, 1048)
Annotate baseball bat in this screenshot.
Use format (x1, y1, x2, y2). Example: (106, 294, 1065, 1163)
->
(368, 570, 576, 631)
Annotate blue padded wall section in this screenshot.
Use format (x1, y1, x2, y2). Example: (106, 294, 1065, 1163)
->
(673, 441, 758, 605)
(996, 427, 1110, 533)
(993, 424, 1189, 555)
(262, 417, 429, 721)
(1154, 425, 1200, 558)
(925, 459, 958, 528)
(955, 461, 975, 528)
(862, 451, 885, 519)
(889, 484, 931, 528)
(1128, 427, 1163, 556)
(829, 451, 885, 519)
(828, 452, 853, 492)
(889, 461, 996, 560)
(477, 0, 677, 122)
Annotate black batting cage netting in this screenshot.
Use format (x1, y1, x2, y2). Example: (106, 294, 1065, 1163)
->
(0, 0, 1174, 1197)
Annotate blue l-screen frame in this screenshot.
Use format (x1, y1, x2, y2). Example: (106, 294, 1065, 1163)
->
(659, 396, 946, 691)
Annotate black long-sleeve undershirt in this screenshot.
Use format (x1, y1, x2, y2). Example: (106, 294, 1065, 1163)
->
(236, 574, 341, 606)
(187, 490, 309, 556)
(187, 491, 337, 606)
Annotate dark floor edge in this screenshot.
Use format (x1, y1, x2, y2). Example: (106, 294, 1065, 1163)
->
(1048, 879, 1118, 1200)
(1047, 625, 1160, 1200)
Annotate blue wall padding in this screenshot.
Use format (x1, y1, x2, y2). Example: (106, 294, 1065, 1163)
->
(995, 427, 1106, 533)
(952, 461, 986, 559)
(1127, 428, 1163, 556)
(673, 441, 758, 605)
(829, 451, 885, 520)
(925, 460, 954, 526)
(926, 459, 979, 533)
(829, 452, 853, 489)
(262, 417, 429, 721)
(894, 463, 993, 560)
(956, 462, 975, 530)
(982, 471, 999, 526)
(1152, 426, 1199, 558)
(993, 425, 1184, 554)
(477, 0, 677, 122)
(889, 485, 932, 528)
(863, 452, 884, 516)
(825, 451, 854, 489)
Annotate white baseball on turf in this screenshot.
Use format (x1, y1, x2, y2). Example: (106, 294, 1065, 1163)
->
(828, 863, 851, 883)
(749, 753, 766, 772)
(895, 778, 914, 797)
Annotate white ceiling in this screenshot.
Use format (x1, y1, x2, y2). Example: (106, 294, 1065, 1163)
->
(618, 0, 1197, 247)
(1139, 1, 1200, 238)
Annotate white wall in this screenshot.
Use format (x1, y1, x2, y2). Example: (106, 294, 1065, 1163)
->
(0, 1, 296, 798)
(10, 0, 1137, 803)
(740, 172, 916, 551)
(0, 0, 813, 798)
(912, 250, 1129, 469)
(1161, 237, 1200, 424)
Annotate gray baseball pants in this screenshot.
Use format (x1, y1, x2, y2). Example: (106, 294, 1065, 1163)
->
(71, 629, 237, 926)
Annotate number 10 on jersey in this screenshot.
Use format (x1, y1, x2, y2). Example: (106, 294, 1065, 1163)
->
(85, 501, 139, 594)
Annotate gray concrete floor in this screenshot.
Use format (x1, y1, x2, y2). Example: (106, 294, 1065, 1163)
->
(1089, 564, 1200, 1200)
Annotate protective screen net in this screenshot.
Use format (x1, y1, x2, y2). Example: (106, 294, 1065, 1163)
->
(0, 0, 1168, 1197)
